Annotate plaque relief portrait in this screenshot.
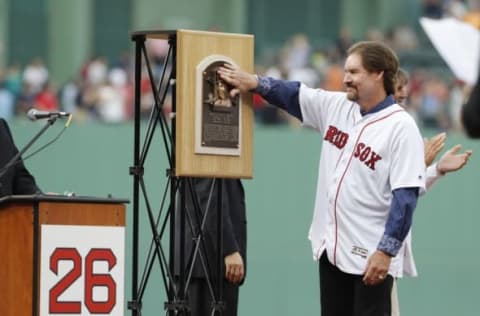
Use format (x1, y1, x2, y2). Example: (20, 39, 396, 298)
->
(195, 56, 241, 156)
(205, 74, 235, 107)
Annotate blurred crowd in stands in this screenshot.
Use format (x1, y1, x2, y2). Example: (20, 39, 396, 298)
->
(0, 54, 135, 124)
(0, 0, 478, 132)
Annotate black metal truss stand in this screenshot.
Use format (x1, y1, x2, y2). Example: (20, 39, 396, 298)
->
(129, 30, 225, 316)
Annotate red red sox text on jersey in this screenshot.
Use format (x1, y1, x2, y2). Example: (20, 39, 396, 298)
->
(324, 125, 382, 170)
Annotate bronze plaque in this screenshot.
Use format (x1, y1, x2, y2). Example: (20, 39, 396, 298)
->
(201, 61, 240, 149)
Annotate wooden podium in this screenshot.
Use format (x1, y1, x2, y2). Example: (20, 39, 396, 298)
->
(0, 195, 128, 316)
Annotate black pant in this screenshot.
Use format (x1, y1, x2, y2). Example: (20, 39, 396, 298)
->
(319, 253, 393, 316)
(186, 277, 239, 316)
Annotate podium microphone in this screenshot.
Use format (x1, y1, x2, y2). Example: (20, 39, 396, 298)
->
(27, 108, 70, 121)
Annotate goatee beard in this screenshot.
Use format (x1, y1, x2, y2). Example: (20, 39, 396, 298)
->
(346, 92, 358, 101)
(345, 85, 357, 101)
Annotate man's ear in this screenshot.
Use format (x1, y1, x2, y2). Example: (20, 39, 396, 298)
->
(375, 70, 384, 81)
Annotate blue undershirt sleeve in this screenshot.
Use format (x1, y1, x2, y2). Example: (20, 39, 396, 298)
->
(377, 187, 419, 256)
(254, 76, 303, 121)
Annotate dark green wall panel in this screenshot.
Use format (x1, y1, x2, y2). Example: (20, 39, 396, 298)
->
(8, 0, 47, 65)
(247, 0, 341, 57)
(94, 0, 132, 62)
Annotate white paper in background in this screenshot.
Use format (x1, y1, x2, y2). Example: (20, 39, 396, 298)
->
(420, 17, 480, 85)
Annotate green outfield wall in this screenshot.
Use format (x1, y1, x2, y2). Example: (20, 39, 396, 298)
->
(8, 120, 480, 315)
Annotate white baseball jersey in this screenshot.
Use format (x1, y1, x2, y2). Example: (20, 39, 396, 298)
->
(298, 84, 426, 276)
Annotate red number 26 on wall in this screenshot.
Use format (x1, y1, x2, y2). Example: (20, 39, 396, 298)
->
(48, 247, 117, 314)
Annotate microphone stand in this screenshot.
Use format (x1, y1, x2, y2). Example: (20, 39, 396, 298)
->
(0, 116, 59, 180)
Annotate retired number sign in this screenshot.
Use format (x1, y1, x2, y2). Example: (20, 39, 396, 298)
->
(40, 225, 125, 316)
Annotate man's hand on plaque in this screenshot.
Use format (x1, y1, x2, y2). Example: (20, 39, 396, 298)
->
(218, 64, 258, 97)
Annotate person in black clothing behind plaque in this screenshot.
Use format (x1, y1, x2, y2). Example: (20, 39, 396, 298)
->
(175, 178, 246, 316)
(0, 118, 40, 197)
(462, 68, 480, 138)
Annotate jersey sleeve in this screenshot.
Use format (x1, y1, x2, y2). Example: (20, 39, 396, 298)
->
(298, 84, 347, 133)
(388, 116, 426, 191)
(424, 163, 443, 193)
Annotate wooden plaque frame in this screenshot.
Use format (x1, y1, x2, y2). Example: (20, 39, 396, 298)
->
(176, 30, 254, 179)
